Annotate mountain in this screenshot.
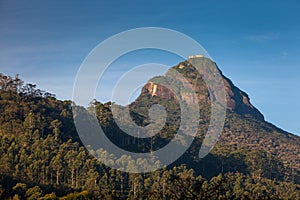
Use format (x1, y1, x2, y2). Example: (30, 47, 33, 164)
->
(0, 56, 299, 199)
(140, 57, 264, 120)
(130, 57, 299, 181)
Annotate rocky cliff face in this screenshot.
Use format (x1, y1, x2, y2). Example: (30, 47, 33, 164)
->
(142, 81, 176, 100)
(140, 57, 264, 120)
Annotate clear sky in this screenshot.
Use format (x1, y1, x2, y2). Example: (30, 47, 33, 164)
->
(0, 0, 299, 135)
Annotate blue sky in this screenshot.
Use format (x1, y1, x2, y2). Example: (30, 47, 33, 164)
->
(0, 0, 300, 135)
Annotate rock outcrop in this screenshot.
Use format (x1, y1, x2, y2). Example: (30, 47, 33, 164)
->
(140, 57, 264, 120)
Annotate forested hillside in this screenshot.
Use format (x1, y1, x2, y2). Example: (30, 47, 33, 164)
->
(0, 67, 299, 199)
(129, 58, 300, 182)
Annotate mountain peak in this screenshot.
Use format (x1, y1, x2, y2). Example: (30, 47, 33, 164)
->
(140, 58, 264, 120)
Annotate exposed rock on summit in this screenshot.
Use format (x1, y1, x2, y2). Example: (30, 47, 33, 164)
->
(141, 57, 264, 120)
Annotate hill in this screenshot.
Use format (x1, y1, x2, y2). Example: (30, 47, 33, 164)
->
(129, 57, 300, 182)
(0, 56, 299, 199)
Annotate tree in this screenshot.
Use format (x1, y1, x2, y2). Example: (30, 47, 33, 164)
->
(13, 183, 27, 198)
(50, 153, 63, 185)
(84, 169, 100, 197)
(38, 193, 58, 200)
(50, 119, 62, 141)
(25, 186, 43, 200)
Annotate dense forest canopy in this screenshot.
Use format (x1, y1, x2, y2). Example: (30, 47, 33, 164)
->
(0, 72, 299, 199)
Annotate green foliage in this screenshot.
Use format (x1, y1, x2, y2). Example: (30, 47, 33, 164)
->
(59, 191, 89, 200)
(26, 186, 43, 200)
(0, 73, 299, 199)
(38, 193, 58, 200)
(13, 183, 27, 197)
